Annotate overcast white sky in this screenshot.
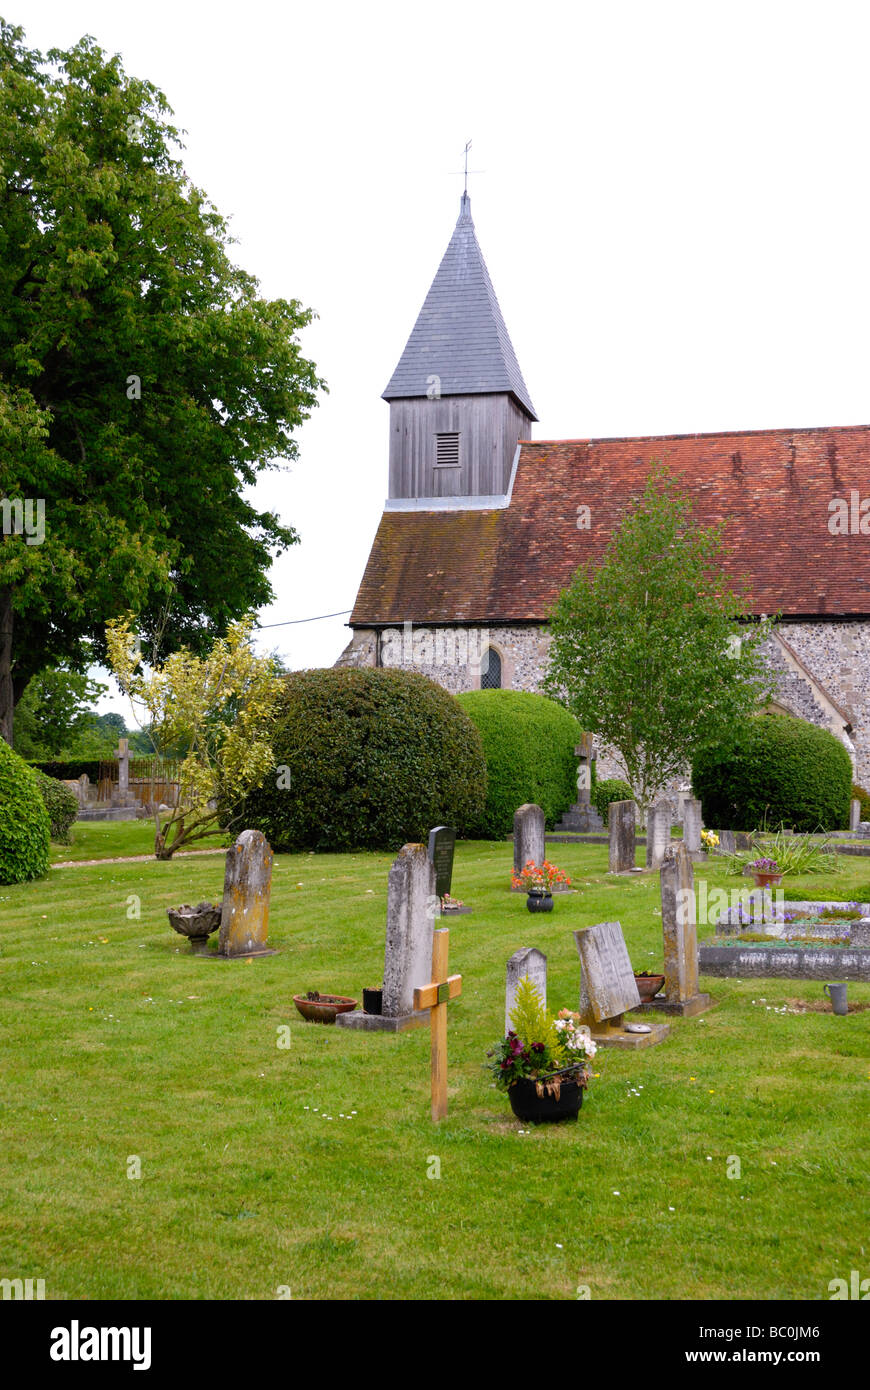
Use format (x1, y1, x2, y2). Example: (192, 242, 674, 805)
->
(18, 0, 870, 716)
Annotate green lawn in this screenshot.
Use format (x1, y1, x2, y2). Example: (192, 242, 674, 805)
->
(50, 818, 228, 863)
(2, 831, 868, 1300)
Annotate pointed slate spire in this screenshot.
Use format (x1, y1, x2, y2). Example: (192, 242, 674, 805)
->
(383, 194, 537, 420)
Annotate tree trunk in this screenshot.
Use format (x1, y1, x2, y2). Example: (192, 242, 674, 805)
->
(0, 589, 14, 746)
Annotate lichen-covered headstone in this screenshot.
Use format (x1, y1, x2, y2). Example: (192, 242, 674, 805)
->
(383, 844, 436, 1020)
(573, 922, 669, 1048)
(513, 803, 545, 875)
(648, 842, 713, 1017)
(505, 947, 547, 1034)
(850, 798, 861, 832)
(683, 798, 703, 855)
(645, 802, 671, 870)
(608, 800, 636, 873)
(218, 830, 274, 957)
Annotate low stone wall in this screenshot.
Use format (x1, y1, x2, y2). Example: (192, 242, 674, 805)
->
(700, 943, 870, 981)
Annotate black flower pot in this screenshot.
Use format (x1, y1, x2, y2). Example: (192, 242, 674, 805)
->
(526, 890, 554, 913)
(508, 1069, 585, 1123)
(362, 987, 383, 1016)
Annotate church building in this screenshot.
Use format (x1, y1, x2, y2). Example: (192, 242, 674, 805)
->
(339, 193, 870, 789)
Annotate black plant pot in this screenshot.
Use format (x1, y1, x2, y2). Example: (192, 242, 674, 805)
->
(362, 987, 383, 1016)
(508, 1069, 585, 1123)
(526, 891, 554, 913)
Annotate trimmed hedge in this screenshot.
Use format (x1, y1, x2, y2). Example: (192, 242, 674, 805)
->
(455, 690, 581, 838)
(591, 778, 635, 822)
(691, 714, 852, 832)
(0, 738, 51, 882)
(233, 668, 487, 852)
(34, 771, 78, 843)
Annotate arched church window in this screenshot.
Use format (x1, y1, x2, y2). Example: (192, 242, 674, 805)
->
(480, 647, 502, 689)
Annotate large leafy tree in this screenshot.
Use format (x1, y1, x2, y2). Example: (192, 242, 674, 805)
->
(543, 463, 775, 813)
(0, 20, 324, 742)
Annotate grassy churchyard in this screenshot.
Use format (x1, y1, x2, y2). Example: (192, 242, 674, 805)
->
(3, 825, 868, 1302)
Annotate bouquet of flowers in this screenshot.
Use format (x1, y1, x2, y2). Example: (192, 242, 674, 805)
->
(701, 829, 719, 852)
(511, 859, 572, 893)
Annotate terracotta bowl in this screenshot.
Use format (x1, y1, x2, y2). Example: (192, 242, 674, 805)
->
(293, 994, 358, 1024)
(634, 973, 665, 1001)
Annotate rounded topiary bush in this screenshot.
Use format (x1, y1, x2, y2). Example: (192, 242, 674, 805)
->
(455, 690, 581, 838)
(0, 738, 51, 882)
(691, 713, 853, 832)
(590, 777, 635, 822)
(234, 668, 487, 852)
(34, 770, 78, 844)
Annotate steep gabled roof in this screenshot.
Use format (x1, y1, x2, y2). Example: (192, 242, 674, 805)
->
(350, 423, 870, 625)
(382, 193, 537, 419)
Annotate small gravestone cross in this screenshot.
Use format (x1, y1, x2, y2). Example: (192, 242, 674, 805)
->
(218, 830, 275, 957)
(427, 826, 456, 900)
(413, 927, 462, 1121)
(573, 922, 669, 1048)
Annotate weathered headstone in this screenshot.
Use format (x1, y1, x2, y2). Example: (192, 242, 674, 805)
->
(505, 947, 547, 1034)
(645, 802, 671, 870)
(573, 922, 668, 1047)
(637, 842, 712, 1017)
(850, 798, 861, 832)
(717, 829, 736, 855)
(683, 798, 703, 858)
(427, 825, 456, 899)
(218, 830, 275, 957)
(513, 803, 545, 875)
(337, 843, 435, 1031)
(608, 799, 637, 873)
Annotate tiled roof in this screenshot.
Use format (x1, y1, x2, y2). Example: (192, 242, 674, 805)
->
(350, 424, 870, 624)
(382, 193, 537, 419)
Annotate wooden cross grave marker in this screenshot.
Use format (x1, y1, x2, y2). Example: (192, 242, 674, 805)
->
(413, 927, 462, 1122)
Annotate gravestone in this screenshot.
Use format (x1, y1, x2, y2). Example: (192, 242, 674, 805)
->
(636, 842, 712, 1017)
(505, 947, 547, 1034)
(111, 738, 137, 808)
(427, 825, 456, 899)
(608, 800, 637, 873)
(552, 734, 604, 833)
(337, 843, 435, 1032)
(683, 798, 704, 858)
(513, 803, 545, 875)
(717, 829, 736, 855)
(573, 922, 669, 1048)
(217, 830, 276, 957)
(645, 802, 671, 870)
(850, 799, 861, 832)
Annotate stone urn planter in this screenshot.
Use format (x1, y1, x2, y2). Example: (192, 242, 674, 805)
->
(634, 971, 665, 1001)
(167, 901, 222, 952)
(526, 889, 554, 914)
(508, 1066, 587, 1123)
(293, 991, 358, 1024)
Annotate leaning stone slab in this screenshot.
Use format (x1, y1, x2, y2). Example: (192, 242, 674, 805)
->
(573, 922, 669, 1048)
(218, 830, 275, 957)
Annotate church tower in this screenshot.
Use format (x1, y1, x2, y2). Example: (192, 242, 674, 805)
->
(382, 192, 537, 504)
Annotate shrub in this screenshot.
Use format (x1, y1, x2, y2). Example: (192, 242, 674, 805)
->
(591, 778, 635, 822)
(34, 771, 78, 843)
(852, 784, 870, 821)
(455, 691, 580, 838)
(691, 713, 852, 832)
(0, 738, 51, 882)
(30, 759, 103, 782)
(233, 668, 487, 852)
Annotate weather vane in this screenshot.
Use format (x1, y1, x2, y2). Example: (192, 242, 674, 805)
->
(449, 140, 482, 194)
